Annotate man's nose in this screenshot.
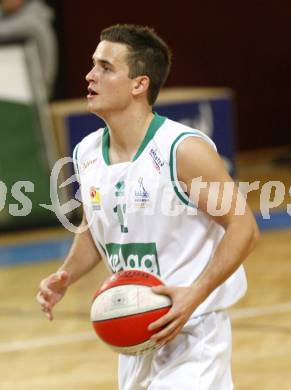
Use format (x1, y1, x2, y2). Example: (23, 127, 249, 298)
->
(85, 70, 93, 82)
(86, 66, 97, 82)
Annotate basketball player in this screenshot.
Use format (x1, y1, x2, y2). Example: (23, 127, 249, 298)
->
(37, 24, 259, 389)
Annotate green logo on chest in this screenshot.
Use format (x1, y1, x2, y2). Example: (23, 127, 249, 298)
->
(113, 181, 128, 233)
(106, 242, 160, 275)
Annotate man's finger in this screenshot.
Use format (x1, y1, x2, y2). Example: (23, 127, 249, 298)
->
(42, 308, 53, 321)
(36, 291, 46, 305)
(148, 309, 176, 331)
(156, 328, 181, 347)
(38, 297, 53, 320)
(150, 318, 180, 342)
(37, 294, 51, 311)
(47, 310, 53, 321)
(152, 285, 173, 296)
(36, 290, 51, 305)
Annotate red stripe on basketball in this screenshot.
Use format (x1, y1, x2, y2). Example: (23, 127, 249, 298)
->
(92, 306, 170, 347)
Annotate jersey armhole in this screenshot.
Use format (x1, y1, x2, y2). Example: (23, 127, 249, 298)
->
(72, 142, 81, 183)
(169, 131, 216, 208)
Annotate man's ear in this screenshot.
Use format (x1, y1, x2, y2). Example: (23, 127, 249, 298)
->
(132, 75, 150, 97)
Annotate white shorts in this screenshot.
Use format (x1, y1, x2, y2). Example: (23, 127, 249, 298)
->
(118, 310, 233, 390)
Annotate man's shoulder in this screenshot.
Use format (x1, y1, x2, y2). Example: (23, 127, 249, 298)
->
(155, 117, 214, 150)
(73, 128, 104, 161)
(157, 117, 204, 137)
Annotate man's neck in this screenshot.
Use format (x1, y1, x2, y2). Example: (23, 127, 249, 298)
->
(103, 105, 154, 163)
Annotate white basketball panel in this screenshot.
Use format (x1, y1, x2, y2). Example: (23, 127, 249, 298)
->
(91, 284, 171, 321)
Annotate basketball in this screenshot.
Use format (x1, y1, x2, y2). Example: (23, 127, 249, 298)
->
(90, 269, 172, 355)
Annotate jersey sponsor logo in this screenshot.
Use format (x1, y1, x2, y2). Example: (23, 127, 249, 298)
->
(106, 242, 160, 275)
(134, 177, 150, 208)
(81, 158, 97, 172)
(149, 148, 165, 173)
(89, 186, 101, 210)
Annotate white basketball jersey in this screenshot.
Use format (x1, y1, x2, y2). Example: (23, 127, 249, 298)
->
(74, 113, 247, 316)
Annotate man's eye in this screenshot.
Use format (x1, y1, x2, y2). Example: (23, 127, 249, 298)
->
(101, 64, 110, 72)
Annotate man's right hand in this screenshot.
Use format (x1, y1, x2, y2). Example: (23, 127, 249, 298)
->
(36, 270, 69, 321)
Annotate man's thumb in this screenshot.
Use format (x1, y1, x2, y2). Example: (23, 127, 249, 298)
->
(152, 285, 170, 295)
(57, 270, 69, 285)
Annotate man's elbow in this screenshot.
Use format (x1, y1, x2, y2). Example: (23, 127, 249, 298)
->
(248, 218, 260, 253)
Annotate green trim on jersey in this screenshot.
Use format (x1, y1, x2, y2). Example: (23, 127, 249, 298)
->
(133, 113, 166, 161)
(170, 131, 205, 209)
(73, 142, 81, 177)
(102, 113, 166, 165)
(97, 240, 106, 255)
(102, 129, 110, 165)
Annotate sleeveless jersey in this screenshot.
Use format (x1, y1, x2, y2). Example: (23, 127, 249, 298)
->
(74, 113, 247, 316)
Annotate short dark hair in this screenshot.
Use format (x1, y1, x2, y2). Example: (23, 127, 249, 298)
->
(100, 24, 172, 105)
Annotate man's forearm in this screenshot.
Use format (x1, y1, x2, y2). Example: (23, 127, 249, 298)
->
(191, 215, 259, 304)
(59, 220, 101, 286)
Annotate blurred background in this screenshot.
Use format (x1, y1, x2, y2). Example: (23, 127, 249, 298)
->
(50, 0, 291, 150)
(0, 1, 291, 389)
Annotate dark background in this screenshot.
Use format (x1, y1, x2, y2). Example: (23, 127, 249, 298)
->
(47, 0, 291, 151)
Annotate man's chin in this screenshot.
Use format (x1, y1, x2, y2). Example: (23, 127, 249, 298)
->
(86, 102, 105, 117)
(87, 101, 98, 112)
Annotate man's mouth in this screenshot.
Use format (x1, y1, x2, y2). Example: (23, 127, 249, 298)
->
(87, 87, 98, 97)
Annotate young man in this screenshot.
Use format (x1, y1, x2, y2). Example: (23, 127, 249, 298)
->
(37, 24, 259, 389)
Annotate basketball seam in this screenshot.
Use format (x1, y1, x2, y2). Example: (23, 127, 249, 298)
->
(93, 283, 165, 298)
(104, 336, 153, 348)
(92, 306, 171, 323)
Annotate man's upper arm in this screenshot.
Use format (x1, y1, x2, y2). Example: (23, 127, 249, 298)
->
(176, 137, 252, 228)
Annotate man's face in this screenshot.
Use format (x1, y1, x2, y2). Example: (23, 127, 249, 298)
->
(86, 40, 136, 117)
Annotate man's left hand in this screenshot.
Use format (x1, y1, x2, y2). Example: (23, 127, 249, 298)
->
(148, 285, 201, 347)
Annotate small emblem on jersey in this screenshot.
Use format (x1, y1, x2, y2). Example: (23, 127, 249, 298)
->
(134, 177, 150, 208)
(81, 158, 97, 172)
(114, 181, 128, 233)
(115, 181, 125, 197)
(90, 186, 101, 210)
(149, 148, 164, 173)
